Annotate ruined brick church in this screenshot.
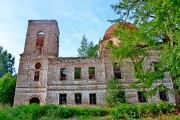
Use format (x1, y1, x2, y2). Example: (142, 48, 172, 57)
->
(14, 20, 175, 106)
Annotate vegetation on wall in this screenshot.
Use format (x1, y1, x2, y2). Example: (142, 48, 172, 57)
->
(77, 35, 98, 57)
(109, 0, 180, 105)
(105, 77, 126, 107)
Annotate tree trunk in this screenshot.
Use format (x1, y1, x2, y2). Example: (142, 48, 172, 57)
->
(173, 83, 180, 107)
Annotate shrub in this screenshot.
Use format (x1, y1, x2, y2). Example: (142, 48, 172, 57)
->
(110, 102, 175, 119)
(11, 104, 109, 119)
(106, 77, 126, 107)
(12, 104, 42, 120)
(0, 105, 13, 120)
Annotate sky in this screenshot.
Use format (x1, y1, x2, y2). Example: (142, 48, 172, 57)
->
(0, 0, 119, 73)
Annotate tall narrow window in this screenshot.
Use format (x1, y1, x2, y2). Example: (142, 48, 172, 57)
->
(159, 91, 168, 101)
(151, 62, 158, 71)
(154, 62, 158, 71)
(75, 93, 82, 104)
(34, 71, 40, 81)
(34, 62, 41, 81)
(113, 63, 122, 79)
(59, 94, 67, 105)
(60, 68, 67, 80)
(138, 91, 147, 103)
(36, 31, 44, 53)
(75, 68, 81, 79)
(89, 67, 95, 79)
(89, 93, 96, 105)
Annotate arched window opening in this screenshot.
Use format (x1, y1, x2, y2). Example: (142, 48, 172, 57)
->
(29, 97, 40, 104)
(36, 31, 44, 53)
(34, 62, 41, 81)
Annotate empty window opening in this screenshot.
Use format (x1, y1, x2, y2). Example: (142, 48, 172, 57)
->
(35, 62, 41, 69)
(138, 91, 147, 103)
(36, 31, 44, 53)
(113, 63, 122, 79)
(29, 97, 40, 104)
(60, 68, 67, 80)
(89, 93, 96, 105)
(159, 91, 168, 101)
(75, 93, 82, 104)
(59, 94, 67, 105)
(116, 91, 126, 103)
(154, 62, 158, 71)
(89, 67, 95, 79)
(34, 71, 40, 81)
(75, 68, 81, 79)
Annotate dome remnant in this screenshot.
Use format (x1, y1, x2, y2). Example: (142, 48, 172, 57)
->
(103, 22, 137, 41)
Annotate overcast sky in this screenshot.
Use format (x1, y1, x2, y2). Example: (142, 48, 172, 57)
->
(0, 0, 119, 73)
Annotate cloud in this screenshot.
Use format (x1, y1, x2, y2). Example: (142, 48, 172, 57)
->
(0, 0, 118, 71)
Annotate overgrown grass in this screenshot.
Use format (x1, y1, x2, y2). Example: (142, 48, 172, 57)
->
(0, 102, 179, 120)
(0, 104, 109, 120)
(110, 102, 176, 119)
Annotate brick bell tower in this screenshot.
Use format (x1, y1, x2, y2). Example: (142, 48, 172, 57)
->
(14, 20, 59, 106)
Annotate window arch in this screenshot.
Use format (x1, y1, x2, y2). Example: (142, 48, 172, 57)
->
(29, 97, 40, 104)
(36, 31, 44, 53)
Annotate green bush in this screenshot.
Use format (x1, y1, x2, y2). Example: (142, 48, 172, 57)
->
(110, 104, 138, 119)
(10, 104, 109, 119)
(0, 102, 175, 120)
(106, 77, 126, 107)
(110, 102, 175, 119)
(12, 104, 42, 120)
(0, 105, 13, 120)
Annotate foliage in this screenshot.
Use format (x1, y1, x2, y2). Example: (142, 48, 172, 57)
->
(9, 104, 109, 120)
(109, 0, 180, 102)
(105, 77, 126, 107)
(74, 68, 81, 79)
(77, 35, 98, 57)
(0, 73, 16, 106)
(0, 105, 13, 120)
(0, 103, 178, 120)
(110, 102, 175, 119)
(0, 46, 15, 77)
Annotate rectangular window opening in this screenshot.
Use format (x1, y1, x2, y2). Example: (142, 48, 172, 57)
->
(113, 63, 122, 79)
(59, 94, 67, 105)
(89, 67, 95, 79)
(159, 91, 168, 101)
(75, 68, 81, 79)
(60, 68, 67, 80)
(138, 91, 147, 103)
(34, 71, 40, 81)
(75, 93, 82, 104)
(153, 62, 158, 71)
(89, 93, 96, 105)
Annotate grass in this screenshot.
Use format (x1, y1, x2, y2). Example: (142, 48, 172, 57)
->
(0, 102, 179, 120)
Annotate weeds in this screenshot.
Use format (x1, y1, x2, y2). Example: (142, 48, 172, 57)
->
(0, 102, 178, 120)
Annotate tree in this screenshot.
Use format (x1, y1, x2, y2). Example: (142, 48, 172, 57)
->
(0, 46, 15, 77)
(106, 77, 126, 107)
(0, 73, 17, 106)
(77, 35, 98, 57)
(109, 0, 180, 105)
